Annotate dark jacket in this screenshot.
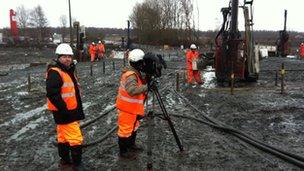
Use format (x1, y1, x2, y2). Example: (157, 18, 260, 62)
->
(46, 60, 85, 124)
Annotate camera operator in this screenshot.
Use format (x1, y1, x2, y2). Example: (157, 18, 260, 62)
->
(116, 49, 150, 159)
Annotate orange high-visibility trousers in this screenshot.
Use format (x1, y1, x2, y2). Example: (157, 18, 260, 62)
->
(187, 69, 203, 84)
(57, 121, 83, 146)
(187, 69, 194, 83)
(117, 110, 139, 138)
(90, 53, 96, 62)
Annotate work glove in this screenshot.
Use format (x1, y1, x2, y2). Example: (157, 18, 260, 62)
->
(73, 59, 78, 65)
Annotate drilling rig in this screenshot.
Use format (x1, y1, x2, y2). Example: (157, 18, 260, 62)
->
(215, 0, 259, 82)
(276, 10, 289, 57)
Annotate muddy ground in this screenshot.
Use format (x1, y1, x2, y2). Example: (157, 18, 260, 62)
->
(0, 47, 304, 170)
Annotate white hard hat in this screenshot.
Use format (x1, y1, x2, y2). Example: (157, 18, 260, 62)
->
(55, 43, 73, 55)
(92, 42, 95, 45)
(98, 41, 101, 43)
(190, 44, 197, 49)
(128, 49, 145, 62)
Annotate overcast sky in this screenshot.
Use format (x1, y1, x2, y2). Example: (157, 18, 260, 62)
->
(0, 0, 303, 32)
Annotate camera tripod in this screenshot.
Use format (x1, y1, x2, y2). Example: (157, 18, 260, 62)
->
(145, 83, 184, 170)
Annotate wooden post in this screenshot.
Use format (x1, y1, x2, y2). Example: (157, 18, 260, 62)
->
(230, 73, 234, 95)
(275, 70, 278, 86)
(281, 63, 285, 94)
(90, 62, 93, 76)
(27, 73, 31, 92)
(176, 72, 180, 92)
(230, 62, 234, 95)
(103, 60, 105, 74)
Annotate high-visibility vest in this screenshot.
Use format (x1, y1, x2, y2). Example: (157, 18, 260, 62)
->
(97, 44, 105, 53)
(116, 71, 146, 115)
(47, 67, 78, 111)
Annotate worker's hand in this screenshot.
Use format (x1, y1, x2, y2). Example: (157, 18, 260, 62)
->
(73, 60, 78, 65)
(148, 80, 158, 91)
(136, 115, 144, 121)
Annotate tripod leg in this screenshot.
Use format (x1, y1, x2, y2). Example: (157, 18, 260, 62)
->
(146, 111, 154, 170)
(152, 88, 184, 152)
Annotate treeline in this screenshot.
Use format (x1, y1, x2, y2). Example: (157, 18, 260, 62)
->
(2, 26, 304, 47)
(2, 2, 304, 48)
(130, 0, 200, 47)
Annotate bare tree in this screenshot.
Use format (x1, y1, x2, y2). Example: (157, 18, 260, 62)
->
(130, 0, 195, 45)
(29, 5, 48, 43)
(16, 5, 30, 37)
(130, 0, 162, 44)
(60, 15, 67, 27)
(59, 15, 67, 41)
(180, 0, 193, 30)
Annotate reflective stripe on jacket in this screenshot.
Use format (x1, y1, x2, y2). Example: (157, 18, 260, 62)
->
(47, 67, 78, 111)
(116, 71, 146, 115)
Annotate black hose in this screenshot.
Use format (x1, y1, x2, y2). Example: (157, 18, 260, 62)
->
(171, 90, 304, 168)
(174, 90, 304, 162)
(83, 125, 117, 148)
(0, 72, 8, 76)
(170, 113, 304, 168)
(80, 106, 116, 129)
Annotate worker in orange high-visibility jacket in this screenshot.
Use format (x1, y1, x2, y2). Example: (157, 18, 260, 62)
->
(97, 40, 105, 60)
(89, 42, 97, 62)
(46, 43, 86, 170)
(185, 44, 203, 84)
(299, 43, 304, 59)
(116, 49, 148, 159)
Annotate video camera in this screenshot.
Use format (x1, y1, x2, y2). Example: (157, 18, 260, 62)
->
(142, 52, 167, 78)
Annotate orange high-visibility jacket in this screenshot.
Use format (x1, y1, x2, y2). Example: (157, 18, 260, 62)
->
(186, 50, 199, 70)
(116, 71, 146, 115)
(299, 44, 304, 57)
(97, 43, 105, 54)
(89, 45, 97, 55)
(47, 67, 77, 111)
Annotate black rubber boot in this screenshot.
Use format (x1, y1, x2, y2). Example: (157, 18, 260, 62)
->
(71, 145, 86, 171)
(118, 137, 136, 160)
(58, 143, 72, 170)
(129, 132, 143, 153)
